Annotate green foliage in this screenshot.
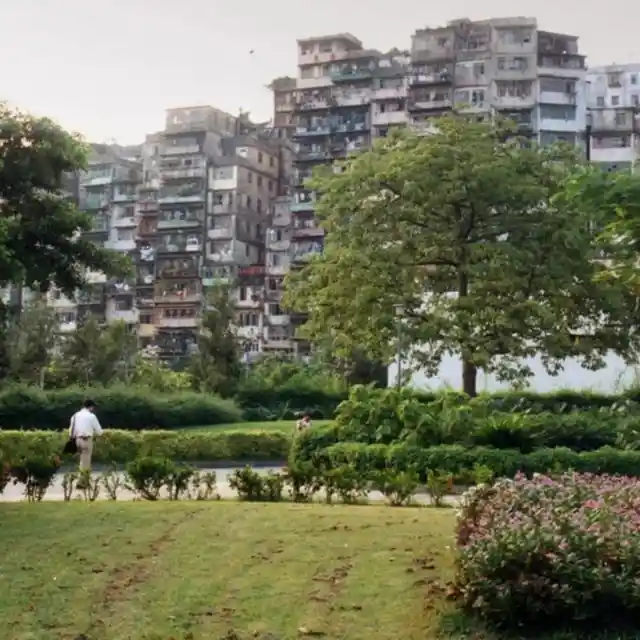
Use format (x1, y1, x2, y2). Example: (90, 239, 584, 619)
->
(189, 286, 243, 396)
(0, 429, 290, 465)
(8, 454, 61, 502)
(0, 384, 242, 430)
(307, 442, 640, 483)
(5, 301, 59, 385)
(0, 104, 130, 294)
(369, 468, 419, 506)
(130, 355, 192, 392)
(125, 456, 195, 501)
(284, 117, 640, 396)
(53, 317, 138, 387)
(228, 465, 285, 501)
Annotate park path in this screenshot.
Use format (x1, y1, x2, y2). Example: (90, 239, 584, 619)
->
(0, 465, 460, 505)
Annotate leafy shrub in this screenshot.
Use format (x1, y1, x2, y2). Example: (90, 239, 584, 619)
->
(455, 473, 640, 633)
(228, 466, 269, 501)
(188, 471, 218, 501)
(370, 469, 419, 506)
(282, 462, 321, 503)
(0, 384, 242, 430)
(125, 456, 175, 500)
(294, 441, 640, 484)
(0, 430, 291, 465)
(9, 455, 61, 501)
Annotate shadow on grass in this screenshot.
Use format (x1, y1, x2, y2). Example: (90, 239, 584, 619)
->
(438, 610, 640, 640)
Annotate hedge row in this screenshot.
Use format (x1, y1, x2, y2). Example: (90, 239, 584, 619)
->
(236, 386, 640, 420)
(299, 442, 640, 482)
(0, 386, 242, 430)
(0, 430, 290, 464)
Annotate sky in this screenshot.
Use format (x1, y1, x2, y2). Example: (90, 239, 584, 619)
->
(1, 0, 637, 144)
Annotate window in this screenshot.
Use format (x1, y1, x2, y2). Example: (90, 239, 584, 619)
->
(596, 96, 606, 107)
(258, 152, 263, 164)
(615, 111, 628, 126)
(301, 67, 314, 79)
(268, 278, 279, 290)
(632, 74, 638, 85)
(319, 42, 332, 53)
(257, 175, 263, 188)
(608, 73, 622, 88)
(612, 96, 620, 106)
(239, 287, 247, 301)
(270, 254, 280, 266)
(269, 303, 284, 316)
(140, 314, 152, 324)
(246, 195, 252, 209)
(115, 298, 133, 311)
(269, 156, 275, 167)
(117, 229, 134, 241)
(228, 192, 234, 205)
(268, 180, 273, 193)
(247, 171, 253, 183)
(633, 95, 640, 107)
(213, 193, 224, 206)
(257, 199, 262, 214)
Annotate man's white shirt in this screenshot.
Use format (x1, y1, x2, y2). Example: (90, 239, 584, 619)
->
(69, 408, 103, 437)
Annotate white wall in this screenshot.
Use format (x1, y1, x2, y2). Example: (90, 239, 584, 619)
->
(389, 351, 638, 393)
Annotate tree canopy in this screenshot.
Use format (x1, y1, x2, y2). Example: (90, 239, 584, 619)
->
(284, 116, 640, 395)
(0, 104, 129, 295)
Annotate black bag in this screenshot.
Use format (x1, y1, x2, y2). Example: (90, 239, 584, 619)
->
(62, 415, 77, 455)
(62, 438, 78, 455)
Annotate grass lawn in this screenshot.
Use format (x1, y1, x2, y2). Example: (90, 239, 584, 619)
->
(184, 419, 332, 433)
(0, 501, 457, 640)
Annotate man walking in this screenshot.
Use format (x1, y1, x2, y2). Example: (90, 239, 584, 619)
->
(69, 399, 103, 471)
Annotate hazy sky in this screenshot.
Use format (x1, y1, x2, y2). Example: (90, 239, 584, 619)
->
(1, 0, 636, 144)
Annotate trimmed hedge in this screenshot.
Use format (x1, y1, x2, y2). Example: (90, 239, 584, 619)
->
(236, 386, 346, 421)
(305, 442, 640, 482)
(0, 386, 242, 431)
(0, 430, 290, 464)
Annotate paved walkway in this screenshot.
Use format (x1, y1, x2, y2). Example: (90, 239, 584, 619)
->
(0, 465, 460, 505)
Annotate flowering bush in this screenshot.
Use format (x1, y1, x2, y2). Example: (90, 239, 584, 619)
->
(455, 473, 640, 633)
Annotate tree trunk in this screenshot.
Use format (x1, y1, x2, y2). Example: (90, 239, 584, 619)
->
(462, 358, 477, 397)
(457, 259, 478, 397)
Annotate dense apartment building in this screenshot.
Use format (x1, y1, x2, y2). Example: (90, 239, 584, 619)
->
(586, 64, 640, 171)
(49, 146, 143, 333)
(409, 18, 587, 145)
(266, 19, 588, 356)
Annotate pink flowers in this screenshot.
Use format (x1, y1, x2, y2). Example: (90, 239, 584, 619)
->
(454, 473, 640, 632)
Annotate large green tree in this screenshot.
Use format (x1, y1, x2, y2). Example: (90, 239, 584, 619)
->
(189, 286, 243, 396)
(0, 104, 129, 294)
(54, 316, 137, 385)
(284, 116, 640, 396)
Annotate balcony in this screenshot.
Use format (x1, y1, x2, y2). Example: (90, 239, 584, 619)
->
(137, 222, 158, 237)
(492, 94, 536, 109)
(268, 315, 290, 326)
(157, 212, 203, 230)
(295, 98, 330, 111)
(107, 281, 135, 296)
(112, 189, 137, 203)
(80, 194, 109, 210)
(158, 184, 205, 205)
(409, 71, 452, 86)
(158, 237, 203, 254)
(291, 243, 323, 261)
(85, 216, 109, 233)
(157, 314, 198, 328)
(161, 143, 201, 156)
(538, 55, 586, 79)
(158, 263, 200, 279)
(155, 288, 201, 304)
(372, 86, 406, 101)
(334, 120, 369, 133)
(589, 110, 637, 133)
(161, 166, 206, 181)
(372, 110, 407, 126)
(81, 171, 113, 187)
(293, 219, 323, 238)
(108, 309, 138, 324)
(296, 149, 331, 162)
(407, 97, 453, 112)
(290, 194, 315, 212)
(138, 200, 159, 214)
(266, 263, 289, 276)
(331, 90, 371, 107)
(105, 238, 136, 252)
(294, 123, 332, 138)
(210, 223, 236, 239)
(330, 67, 373, 82)
(539, 90, 578, 106)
